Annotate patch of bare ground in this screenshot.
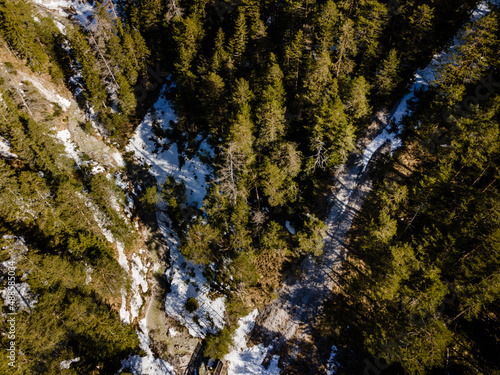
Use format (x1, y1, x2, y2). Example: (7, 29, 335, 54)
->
(391, 138, 427, 180)
(146, 283, 200, 373)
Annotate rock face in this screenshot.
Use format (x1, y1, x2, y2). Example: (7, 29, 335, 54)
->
(252, 111, 393, 373)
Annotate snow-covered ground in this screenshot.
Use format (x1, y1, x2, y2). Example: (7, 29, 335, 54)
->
(129, 251, 150, 322)
(56, 129, 81, 165)
(126, 84, 211, 207)
(224, 309, 281, 375)
(126, 82, 225, 338)
(31, 0, 94, 27)
(0, 136, 17, 159)
(325, 346, 339, 375)
(60, 357, 80, 370)
(158, 211, 226, 338)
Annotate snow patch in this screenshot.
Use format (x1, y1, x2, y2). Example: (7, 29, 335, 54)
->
(114, 172, 129, 190)
(224, 309, 281, 375)
(24, 77, 71, 111)
(120, 288, 130, 324)
(226, 344, 280, 375)
(126, 84, 212, 208)
(92, 164, 105, 174)
(111, 151, 125, 168)
(129, 253, 149, 321)
(131, 253, 149, 294)
(60, 357, 80, 370)
(326, 346, 339, 375)
(168, 328, 179, 337)
(360, 126, 399, 174)
(116, 242, 129, 272)
(285, 221, 295, 235)
(32, 0, 95, 28)
(56, 129, 81, 165)
(54, 20, 66, 34)
(0, 136, 17, 158)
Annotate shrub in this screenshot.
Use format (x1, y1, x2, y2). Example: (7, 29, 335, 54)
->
(185, 297, 199, 313)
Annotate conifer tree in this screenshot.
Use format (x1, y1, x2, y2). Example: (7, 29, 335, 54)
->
(315, 0, 340, 51)
(229, 10, 248, 68)
(255, 54, 287, 148)
(346, 75, 371, 120)
(283, 29, 304, 90)
(374, 48, 401, 99)
(333, 18, 357, 76)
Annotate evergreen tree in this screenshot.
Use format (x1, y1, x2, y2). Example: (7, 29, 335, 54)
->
(229, 10, 248, 68)
(374, 48, 401, 99)
(346, 75, 371, 120)
(255, 53, 287, 148)
(283, 29, 305, 90)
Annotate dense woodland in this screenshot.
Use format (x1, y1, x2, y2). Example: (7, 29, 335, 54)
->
(325, 11, 500, 373)
(0, 0, 498, 373)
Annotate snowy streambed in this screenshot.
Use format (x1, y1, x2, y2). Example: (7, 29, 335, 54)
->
(126, 83, 226, 338)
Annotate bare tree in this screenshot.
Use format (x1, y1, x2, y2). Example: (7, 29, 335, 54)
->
(310, 137, 328, 170)
(217, 142, 247, 205)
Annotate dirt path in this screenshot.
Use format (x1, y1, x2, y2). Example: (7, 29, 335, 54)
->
(252, 110, 394, 373)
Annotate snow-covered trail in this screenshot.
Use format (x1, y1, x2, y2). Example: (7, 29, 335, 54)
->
(249, 2, 498, 373)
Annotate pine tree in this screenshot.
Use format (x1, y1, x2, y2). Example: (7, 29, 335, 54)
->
(296, 215, 326, 256)
(406, 4, 434, 53)
(255, 54, 287, 148)
(333, 18, 357, 76)
(229, 10, 248, 67)
(315, 0, 340, 51)
(346, 75, 371, 120)
(354, 0, 388, 64)
(173, 13, 205, 78)
(211, 28, 229, 72)
(374, 48, 401, 99)
(283, 29, 304, 90)
(302, 50, 334, 108)
(69, 29, 107, 111)
(259, 142, 301, 206)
